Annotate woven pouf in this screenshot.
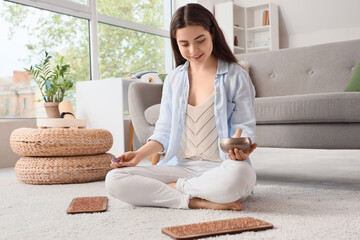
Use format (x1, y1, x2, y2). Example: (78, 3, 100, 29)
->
(15, 153, 114, 184)
(10, 128, 113, 157)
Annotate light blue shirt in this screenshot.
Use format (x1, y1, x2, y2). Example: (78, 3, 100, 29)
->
(148, 59, 256, 166)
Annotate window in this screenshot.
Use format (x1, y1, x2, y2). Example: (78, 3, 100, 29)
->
(97, 0, 169, 30)
(0, 0, 172, 118)
(0, 1, 90, 118)
(98, 23, 170, 78)
(69, 0, 86, 4)
(23, 98, 27, 110)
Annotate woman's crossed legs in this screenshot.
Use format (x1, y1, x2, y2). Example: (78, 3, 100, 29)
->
(105, 159, 256, 210)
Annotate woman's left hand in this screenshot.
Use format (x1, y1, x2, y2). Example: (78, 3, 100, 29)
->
(227, 143, 258, 161)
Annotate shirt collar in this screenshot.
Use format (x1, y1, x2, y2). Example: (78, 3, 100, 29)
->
(179, 61, 190, 72)
(179, 58, 229, 75)
(216, 59, 229, 75)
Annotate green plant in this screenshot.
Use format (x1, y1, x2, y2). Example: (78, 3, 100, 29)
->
(158, 73, 167, 84)
(25, 51, 74, 102)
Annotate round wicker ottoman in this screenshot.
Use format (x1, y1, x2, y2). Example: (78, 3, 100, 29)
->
(10, 128, 113, 157)
(15, 153, 114, 184)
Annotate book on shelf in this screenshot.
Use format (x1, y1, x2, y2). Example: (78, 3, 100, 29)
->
(262, 10, 269, 26)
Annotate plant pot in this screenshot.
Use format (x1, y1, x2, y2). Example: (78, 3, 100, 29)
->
(44, 102, 61, 118)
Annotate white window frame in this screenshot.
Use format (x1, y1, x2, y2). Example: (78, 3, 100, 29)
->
(5, 0, 173, 79)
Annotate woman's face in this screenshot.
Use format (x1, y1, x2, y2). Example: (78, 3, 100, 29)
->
(176, 25, 214, 66)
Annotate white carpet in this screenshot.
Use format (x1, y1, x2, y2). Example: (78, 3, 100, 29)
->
(1, 166, 359, 240)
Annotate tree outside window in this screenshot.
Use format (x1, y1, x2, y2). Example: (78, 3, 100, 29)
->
(0, 0, 171, 118)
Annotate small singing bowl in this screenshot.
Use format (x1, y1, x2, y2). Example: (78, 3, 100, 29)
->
(220, 137, 252, 153)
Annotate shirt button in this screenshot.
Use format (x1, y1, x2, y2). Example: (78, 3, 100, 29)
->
(219, 131, 222, 134)
(216, 91, 219, 95)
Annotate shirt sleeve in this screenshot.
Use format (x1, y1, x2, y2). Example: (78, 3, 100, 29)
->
(229, 68, 257, 144)
(147, 73, 173, 154)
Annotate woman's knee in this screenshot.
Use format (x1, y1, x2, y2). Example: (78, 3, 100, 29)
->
(230, 161, 256, 183)
(105, 168, 130, 199)
(227, 161, 256, 198)
(209, 161, 256, 202)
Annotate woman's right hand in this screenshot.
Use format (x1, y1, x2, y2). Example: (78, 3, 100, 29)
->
(110, 140, 163, 168)
(110, 151, 141, 168)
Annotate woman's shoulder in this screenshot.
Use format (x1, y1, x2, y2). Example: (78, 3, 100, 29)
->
(222, 60, 254, 92)
(165, 62, 187, 83)
(161, 63, 187, 90)
(227, 61, 249, 76)
(222, 61, 250, 86)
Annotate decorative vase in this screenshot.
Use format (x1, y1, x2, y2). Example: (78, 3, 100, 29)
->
(44, 102, 61, 118)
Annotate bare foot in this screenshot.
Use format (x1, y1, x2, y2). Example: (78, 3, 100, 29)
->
(189, 198, 242, 211)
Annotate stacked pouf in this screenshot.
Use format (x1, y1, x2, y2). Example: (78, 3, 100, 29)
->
(10, 128, 114, 184)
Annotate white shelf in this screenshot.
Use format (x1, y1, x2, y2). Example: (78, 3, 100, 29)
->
(234, 25, 245, 31)
(247, 25, 270, 33)
(215, 2, 245, 54)
(246, 5, 269, 28)
(247, 39, 270, 48)
(234, 46, 246, 52)
(247, 46, 270, 52)
(234, 46, 245, 51)
(215, 2, 278, 54)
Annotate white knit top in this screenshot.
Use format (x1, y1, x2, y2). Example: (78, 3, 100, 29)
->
(177, 92, 220, 162)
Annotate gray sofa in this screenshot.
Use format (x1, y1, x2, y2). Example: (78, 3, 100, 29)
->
(129, 39, 360, 150)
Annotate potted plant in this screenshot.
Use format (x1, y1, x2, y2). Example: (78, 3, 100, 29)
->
(25, 51, 74, 118)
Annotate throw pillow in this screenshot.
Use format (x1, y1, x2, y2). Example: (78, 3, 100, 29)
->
(344, 61, 360, 92)
(144, 104, 161, 125)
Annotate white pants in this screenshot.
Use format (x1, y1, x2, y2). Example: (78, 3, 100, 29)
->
(105, 159, 256, 209)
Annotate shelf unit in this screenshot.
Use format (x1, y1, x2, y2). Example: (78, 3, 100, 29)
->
(215, 2, 279, 55)
(215, 1, 245, 54)
(246, 3, 278, 53)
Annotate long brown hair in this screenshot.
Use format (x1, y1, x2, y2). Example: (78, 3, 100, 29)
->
(170, 3, 238, 67)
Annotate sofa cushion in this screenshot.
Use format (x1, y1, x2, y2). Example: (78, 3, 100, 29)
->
(344, 61, 360, 92)
(239, 39, 360, 97)
(144, 92, 360, 126)
(255, 92, 360, 124)
(144, 104, 161, 125)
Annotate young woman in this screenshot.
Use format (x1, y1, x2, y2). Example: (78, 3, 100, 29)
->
(105, 3, 257, 211)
